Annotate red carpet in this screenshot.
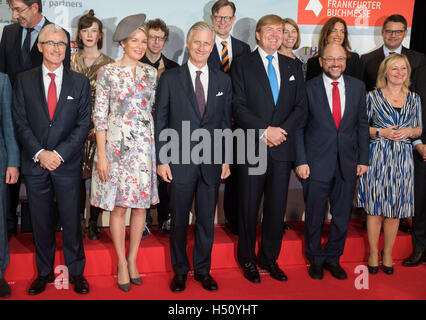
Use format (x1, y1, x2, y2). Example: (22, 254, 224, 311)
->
(4, 220, 426, 300)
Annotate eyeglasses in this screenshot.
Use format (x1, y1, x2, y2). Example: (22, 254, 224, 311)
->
(148, 35, 167, 42)
(9, 5, 31, 15)
(384, 29, 405, 36)
(321, 57, 346, 63)
(213, 15, 233, 22)
(39, 41, 67, 49)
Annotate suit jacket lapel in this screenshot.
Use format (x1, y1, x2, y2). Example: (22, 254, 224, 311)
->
(276, 55, 291, 107)
(53, 67, 72, 121)
(317, 76, 337, 128)
(252, 49, 275, 106)
(340, 75, 353, 127)
(179, 64, 201, 120)
(37, 67, 50, 121)
(202, 68, 218, 124)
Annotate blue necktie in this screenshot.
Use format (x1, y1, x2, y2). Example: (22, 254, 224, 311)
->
(266, 55, 279, 105)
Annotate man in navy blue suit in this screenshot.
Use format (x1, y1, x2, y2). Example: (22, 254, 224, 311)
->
(12, 24, 90, 295)
(295, 43, 369, 280)
(208, 0, 251, 235)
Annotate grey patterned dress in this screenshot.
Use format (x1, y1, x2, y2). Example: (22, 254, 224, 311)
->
(90, 63, 159, 211)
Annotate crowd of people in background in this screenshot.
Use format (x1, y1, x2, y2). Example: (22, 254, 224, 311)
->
(0, 0, 424, 298)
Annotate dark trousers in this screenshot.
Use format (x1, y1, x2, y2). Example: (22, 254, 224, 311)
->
(0, 179, 9, 278)
(6, 179, 21, 231)
(169, 170, 219, 275)
(413, 153, 426, 251)
(25, 173, 86, 277)
(223, 163, 239, 229)
(302, 163, 356, 265)
(156, 180, 171, 226)
(237, 154, 292, 267)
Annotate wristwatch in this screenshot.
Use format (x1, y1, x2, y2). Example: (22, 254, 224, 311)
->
(376, 128, 380, 137)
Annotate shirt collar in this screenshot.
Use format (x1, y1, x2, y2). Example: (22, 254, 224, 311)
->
(322, 73, 344, 87)
(258, 46, 278, 62)
(33, 16, 46, 32)
(187, 59, 208, 75)
(383, 44, 402, 56)
(42, 63, 63, 79)
(216, 35, 232, 47)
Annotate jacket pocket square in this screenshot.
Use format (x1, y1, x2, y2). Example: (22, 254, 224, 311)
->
(216, 92, 224, 97)
(67, 96, 74, 100)
(289, 75, 295, 81)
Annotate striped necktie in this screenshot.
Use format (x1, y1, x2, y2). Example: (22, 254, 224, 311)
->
(221, 41, 230, 73)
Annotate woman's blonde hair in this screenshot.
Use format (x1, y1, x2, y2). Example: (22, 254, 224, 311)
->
(376, 53, 411, 93)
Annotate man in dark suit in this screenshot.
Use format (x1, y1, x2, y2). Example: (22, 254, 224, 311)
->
(361, 14, 426, 93)
(361, 14, 426, 233)
(12, 24, 90, 295)
(295, 43, 369, 280)
(232, 14, 306, 283)
(140, 18, 179, 237)
(403, 64, 426, 266)
(208, 0, 251, 235)
(0, 73, 20, 298)
(0, 0, 71, 240)
(155, 22, 232, 293)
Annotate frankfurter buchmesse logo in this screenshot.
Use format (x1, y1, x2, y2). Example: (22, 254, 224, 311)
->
(305, 0, 323, 17)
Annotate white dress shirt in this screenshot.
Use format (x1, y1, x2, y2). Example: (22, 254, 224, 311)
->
(257, 46, 281, 89)
(34, 63, 65, 162)
(187, 59, 209, 103)
(383, 45, 402, 56)
(215, 35, 233, 65)
(322, 73, 346, 117)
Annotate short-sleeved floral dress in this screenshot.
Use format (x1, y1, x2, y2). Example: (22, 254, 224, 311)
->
(90, 63, 159, 211)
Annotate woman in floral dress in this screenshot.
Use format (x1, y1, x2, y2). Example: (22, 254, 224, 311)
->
(91, 14, 159, 292)
(71, 10, 114, 240)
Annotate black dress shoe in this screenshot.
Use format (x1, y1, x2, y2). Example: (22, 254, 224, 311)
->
(260, 262, 288, 281)
(283, 223, 291, 230)
(308, 263, 324, 280)
(28, 273, 55, 295)
(170, 274, 187, 292)
(194, 273, 218, 291)
(242, 263, 260, 283)
(0, 278, 11, 298)
(398, 218, 412, 233)
(225, 222, 238, 235)
(402, 251, 425, 267)
(88, 221, 100, 240)
(323, 262, 347, 280)
(7, 228, 17, 241)
(70, 275, 89, 294)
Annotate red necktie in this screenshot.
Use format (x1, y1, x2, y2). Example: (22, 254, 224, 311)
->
(47, 73, 57, 120)
(331, 81, 341, 130)
(195, 70, 206, 118)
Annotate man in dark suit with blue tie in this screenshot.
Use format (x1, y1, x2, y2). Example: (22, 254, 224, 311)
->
(295, 43, 369, 280)
(12, 24, 90, 295)
(232, 14, 307, 283)
(0, 0, 71, 240)
(208, 0, 250, 235)
(155, 21, 232, 293)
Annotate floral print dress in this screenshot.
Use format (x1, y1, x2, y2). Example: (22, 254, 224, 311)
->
(90, 63, 159, 211)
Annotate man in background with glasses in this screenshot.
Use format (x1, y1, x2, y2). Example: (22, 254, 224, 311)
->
(0, 0, 71, 242)
(360, 14, 426, 234)
(140, 18, 179, 238)
(208, 0, 251, 236)
(295, 43, 369, 280)
(12, 24, 90, 296)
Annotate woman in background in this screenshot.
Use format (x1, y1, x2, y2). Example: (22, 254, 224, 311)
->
(71, 10, 114, 240)
(306, 17, 362, 81)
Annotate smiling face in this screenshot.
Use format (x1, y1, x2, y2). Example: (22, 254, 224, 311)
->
(79, 22, 102, 49)
(187, 29, 214, 68)
(382, 21, 407, 51)
(281, 22, 298, 50)
(327, 22, 345, 45)
(256, 23, 283, 55)
(37, 30, 67, 71)
(319, 44, 347, 80)
(121, 29, 148, 61)
(147, 28, 166, 56)
(9, 0, 39, 28)
(385, 58, 408, 86)
(210, 5, 236, 39)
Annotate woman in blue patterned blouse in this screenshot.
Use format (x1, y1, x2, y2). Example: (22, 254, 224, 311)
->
(357, 53, 422, 275)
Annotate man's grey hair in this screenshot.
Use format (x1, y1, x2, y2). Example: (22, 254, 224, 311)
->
(38, 24, 68, 43)
(186, 21, 215, 43)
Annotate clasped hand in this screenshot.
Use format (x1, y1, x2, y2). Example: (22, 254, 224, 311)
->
(265, 126, 288, 147)
(38, 150, 62, 171)
(380, 126, 411, 141)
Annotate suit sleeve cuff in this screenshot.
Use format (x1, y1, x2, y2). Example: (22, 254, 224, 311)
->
(412, 139, 422, 147)
(53, 150, 64, 162)
(33, 149, 44, 163)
